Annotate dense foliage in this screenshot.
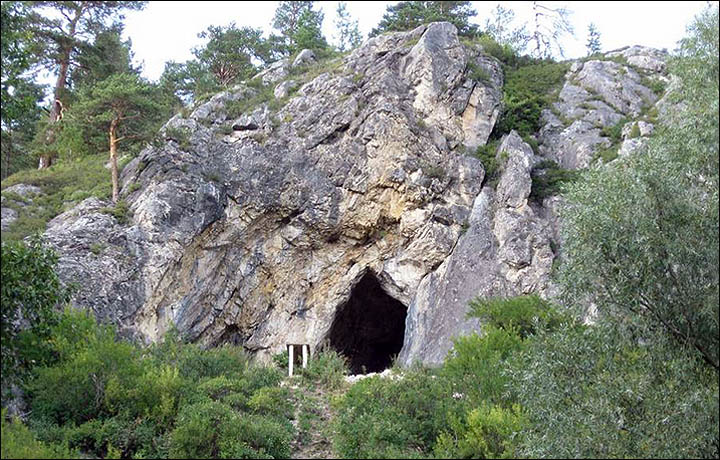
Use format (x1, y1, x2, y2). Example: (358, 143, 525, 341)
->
(0, 237, 69, 382)
(371, 1, 479, 37)
(11, 309, 295, 459)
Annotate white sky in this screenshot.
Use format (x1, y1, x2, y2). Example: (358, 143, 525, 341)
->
(85, 1, 717, 82)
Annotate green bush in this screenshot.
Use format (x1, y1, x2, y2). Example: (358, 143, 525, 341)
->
(473, 139, 501, 186)
(529, 159, 580, 200)
(467, 294, 566, 339)
(299, 349, 347, 390)
(1, 238, 69, 381)
(333, 369, 454, 458)
(434, 403, 526, 459)
(169, 401, 293, 459)
(248, 387, 293, 420)
(27, 320, 143, 425)
(493, 61, 570, 139)
(1, 409, 78, 459)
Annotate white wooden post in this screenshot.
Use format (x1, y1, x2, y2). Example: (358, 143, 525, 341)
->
(302, 344, 308, 369)
(288, 345, 294, 377)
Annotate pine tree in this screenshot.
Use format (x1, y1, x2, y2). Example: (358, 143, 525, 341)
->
(371, 1, 479, 37)
(24, 1, 147, 168)
(68, 73, 168, 202)
(586, 23, 602, 55)
(334, 2, 362, 52)
(272, 1, 327, 55)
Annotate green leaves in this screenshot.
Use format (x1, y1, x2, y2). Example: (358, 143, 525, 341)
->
(1, 237, 69, 380)
(371, 1, 479, 37)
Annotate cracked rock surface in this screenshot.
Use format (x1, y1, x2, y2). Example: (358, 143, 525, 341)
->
(43, 25, 667, 366)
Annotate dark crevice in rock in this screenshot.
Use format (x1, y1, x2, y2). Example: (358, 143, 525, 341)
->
(328, 271, 407, 374)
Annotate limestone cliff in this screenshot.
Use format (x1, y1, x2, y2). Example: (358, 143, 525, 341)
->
(41, 23, 667, 368)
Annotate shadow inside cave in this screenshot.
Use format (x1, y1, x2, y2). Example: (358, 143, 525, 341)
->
(328, 271, 407, 374)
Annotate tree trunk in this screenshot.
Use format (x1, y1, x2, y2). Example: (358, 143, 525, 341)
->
(109, 119, 120, 203)
(39, 4, 82, 169)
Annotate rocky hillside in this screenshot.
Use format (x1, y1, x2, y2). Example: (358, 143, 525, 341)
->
(31, 23, 668, 367)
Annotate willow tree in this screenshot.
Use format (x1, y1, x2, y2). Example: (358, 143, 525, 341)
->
(69, 73, 166, 203)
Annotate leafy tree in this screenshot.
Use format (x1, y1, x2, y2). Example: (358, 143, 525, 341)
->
(334, 2, 362, 52)
(482, 4, 530, 53)
(1, 237, 69, 382)
(586, 22, 602, 55)
(508, 322, 719, 458)
(1, 2, 46, 179)
(66, 73, 168, 202)
(272, 1, 327, 55)
(558, 3, 719, 372)
(371, 1, 479, 37)
(293, 8, 329, 53)
(24, 1, 147, 168)
(529, 1, 575, 59)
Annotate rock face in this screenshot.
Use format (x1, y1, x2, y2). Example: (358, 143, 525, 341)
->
(43, 25, 667, 367)
(399, 132, 554, 366)
(540, 46, 667, 169)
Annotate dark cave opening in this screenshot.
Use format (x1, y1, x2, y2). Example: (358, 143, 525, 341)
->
(328, 272, 407, 374)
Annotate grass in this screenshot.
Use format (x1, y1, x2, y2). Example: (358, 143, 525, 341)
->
(466, 60, 493, 84)
(492, 60, 571, 140)
(593, 142, 621, 164)
(472, 139, 501, 187)
(530, 159, 581, 201)
(600, 117, 629, 143)
(164, 126, 192, 151)
(1, 155, 115, 241)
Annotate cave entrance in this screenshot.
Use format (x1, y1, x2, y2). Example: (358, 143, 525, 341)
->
(328, 272, 407, 374)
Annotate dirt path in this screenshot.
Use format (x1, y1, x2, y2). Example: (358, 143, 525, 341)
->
(289, 382, 342, 459)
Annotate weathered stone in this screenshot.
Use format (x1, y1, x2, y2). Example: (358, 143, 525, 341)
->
(3, 183, 41, 199)
(41, 22, 666, 370)
(399, 131, 555, 366)
(1, 207, 18, 231)
(292, 49, 317, 67)
(274, 80, 297, 99)
(253, 58, 290, 85)
(539, 48, 667, 169)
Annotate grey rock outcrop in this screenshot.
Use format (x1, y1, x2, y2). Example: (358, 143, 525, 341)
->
(399, 132, 554, 365)
(41, 23, 667, 368)
(292, 49, 317, 67)
(540, 50, 667, 169)
(45, 23, 501, 360)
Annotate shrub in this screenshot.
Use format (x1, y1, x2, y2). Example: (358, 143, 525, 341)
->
(434, 403, 526, 459)
(466, 60, 493, 84)
(248, 387, 293, 420)
(333, 369, 454, 458)
(299, 349, 347, 390)
(492, 61, 570, 139)
(164, 126, 192, 151)
(599, 117, 628, 142)
(529, 159, 581, 200)
(1, 237, 69, 381)
(169, 401, 293, 459)
(441, 329, 523, 406)
(99, 199, 132, 225)
(473, 139, 501, 186)
(467, 295, 566, 339)
(27, 319, 143, 425)
(1, 409, 78, 459)
(174, 343, 249, 382)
